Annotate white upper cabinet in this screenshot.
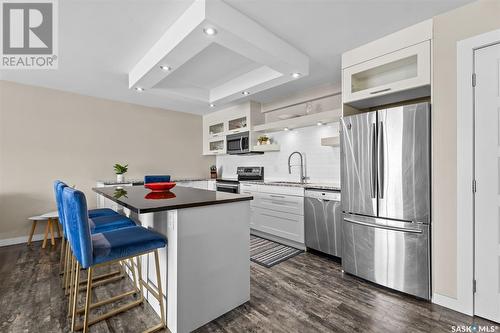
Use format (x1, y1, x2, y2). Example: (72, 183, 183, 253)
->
(202, 101, 264, 155)
(343, 41, 430, 104)
(342, 19, 432, 108)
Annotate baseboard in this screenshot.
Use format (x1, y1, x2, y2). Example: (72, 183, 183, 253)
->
(0, 234, 47, 247)
(432, 292, 473, 316)
(250, 229, 306, 250)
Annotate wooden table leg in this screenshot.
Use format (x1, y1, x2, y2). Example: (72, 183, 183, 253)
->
(42, 220, 50, 249)
(27, 221, 37, 246)
(56, 219, 62, 239)
(49, 218, 56, 246)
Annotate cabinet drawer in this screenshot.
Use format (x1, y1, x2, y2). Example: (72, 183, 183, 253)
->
(256, 185, 304, 197)
(240, 183, 259, 192)
(252, 207, 304, 243)
(253, 192, 304, 215)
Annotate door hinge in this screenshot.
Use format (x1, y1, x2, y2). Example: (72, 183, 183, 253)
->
(472, 73, 477, 87)
(473, 279, 477, 293)
(472, 179, 477, 193)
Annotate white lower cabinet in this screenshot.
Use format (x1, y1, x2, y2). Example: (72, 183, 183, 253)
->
(243, 184, 305, 245)
(252, 207, 304, 244)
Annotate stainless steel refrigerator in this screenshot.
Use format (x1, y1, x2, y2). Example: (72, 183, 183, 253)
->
(340, 102, 431, 299)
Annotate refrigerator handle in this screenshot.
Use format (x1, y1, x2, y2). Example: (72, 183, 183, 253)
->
(370, 123, 377, 198)
(343, 218, 423, 234)
(378, 121, 384, 199)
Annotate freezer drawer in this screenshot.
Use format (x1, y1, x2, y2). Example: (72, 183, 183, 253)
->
(342, 214, 430, 299)
(304, 191, 342, 257)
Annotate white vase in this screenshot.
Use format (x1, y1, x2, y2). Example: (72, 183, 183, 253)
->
(116, 174, 125, 183)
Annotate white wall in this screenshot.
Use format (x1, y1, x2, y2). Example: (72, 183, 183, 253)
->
(216, 123, 340, 185)
(431, 0, 500, 300)
(0, 81, 214, 242)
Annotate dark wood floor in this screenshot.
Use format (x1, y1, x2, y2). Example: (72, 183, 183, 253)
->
(0, 242, 496, 333)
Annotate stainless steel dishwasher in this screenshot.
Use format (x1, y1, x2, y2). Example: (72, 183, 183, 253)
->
(304, 189, 342, 257)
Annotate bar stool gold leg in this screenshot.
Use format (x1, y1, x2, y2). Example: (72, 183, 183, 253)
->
(42, 220, 50, 249)
(83, 267, 93, 333)
(64, 245, 71, 290)
(72, 261, 81, 331)
(154, 250, 166, 329)
(136, 256, 145, 301)
(68, 256, 76, 315)
(60, 238, 66, 274)
(48, 218, 56, 246)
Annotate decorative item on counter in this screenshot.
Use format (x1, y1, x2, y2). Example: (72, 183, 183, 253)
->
(257, 135, 270, 145)
(145, 182, 177, 192)
(210, 165, 217, 179)
(113, 163, 128, 183)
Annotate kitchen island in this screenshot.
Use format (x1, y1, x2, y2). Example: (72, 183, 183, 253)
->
(93, 185, 253, 333)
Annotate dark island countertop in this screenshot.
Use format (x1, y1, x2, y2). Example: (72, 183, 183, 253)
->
(93, 185, 253, 214)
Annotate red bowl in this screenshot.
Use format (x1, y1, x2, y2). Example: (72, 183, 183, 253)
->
(145, 191, 176, 200)
(144, 182, 176, 191)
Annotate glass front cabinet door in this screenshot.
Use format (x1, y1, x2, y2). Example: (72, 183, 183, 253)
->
(343, 41, 430, 104)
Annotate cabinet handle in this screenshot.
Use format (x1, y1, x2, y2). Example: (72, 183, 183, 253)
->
(370, 88, 391, 95)
(269, 194, 286, 198)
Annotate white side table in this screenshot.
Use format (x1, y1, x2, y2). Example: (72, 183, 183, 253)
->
(28, 211, 61, 248)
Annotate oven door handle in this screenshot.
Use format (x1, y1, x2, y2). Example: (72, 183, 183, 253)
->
(216, 184, 239, 189)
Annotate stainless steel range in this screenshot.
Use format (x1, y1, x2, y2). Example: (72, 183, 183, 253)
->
(340, 102, 431, 300)
(216, 167, 264, 193)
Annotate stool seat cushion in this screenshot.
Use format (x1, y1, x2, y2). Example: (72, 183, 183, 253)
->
(88, 208, 119, 219)
(89, 215, 136, 233)
(92, 226, 167, 265)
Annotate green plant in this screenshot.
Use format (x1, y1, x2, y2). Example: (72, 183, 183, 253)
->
(113, 163, 128, 175)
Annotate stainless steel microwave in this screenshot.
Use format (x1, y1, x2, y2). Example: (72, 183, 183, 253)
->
(226, 131, 250, 154)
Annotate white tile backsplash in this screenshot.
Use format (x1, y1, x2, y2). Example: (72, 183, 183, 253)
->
(216, 123, 340, 184)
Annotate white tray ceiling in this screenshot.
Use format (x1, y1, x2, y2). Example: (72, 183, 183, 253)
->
(129, 0, 309, 108)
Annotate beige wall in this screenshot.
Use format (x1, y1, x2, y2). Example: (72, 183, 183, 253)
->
(432, 0, 500, 298)
(0, 80, 214, 241)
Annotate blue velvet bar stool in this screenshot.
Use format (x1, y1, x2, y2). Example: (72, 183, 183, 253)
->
(53, 181, 136, 295)
(144, 175, 171, 184)
(54, 181, 121, 275)
(62, 187, 167, 333)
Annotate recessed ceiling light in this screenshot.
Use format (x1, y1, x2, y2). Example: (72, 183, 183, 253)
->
(203, 27, 217, 36)
(317, 122, 324, 126)
(291, 72, 302, 78)
(284, 127, 290, 131)
(242, 91, 250, 95)
(135, 87, 144, 92)
(210, 103, 215, 108)
(160, 65, 172, 71)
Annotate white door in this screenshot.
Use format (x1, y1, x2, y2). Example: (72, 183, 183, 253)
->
(475, 42, 500, 322)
